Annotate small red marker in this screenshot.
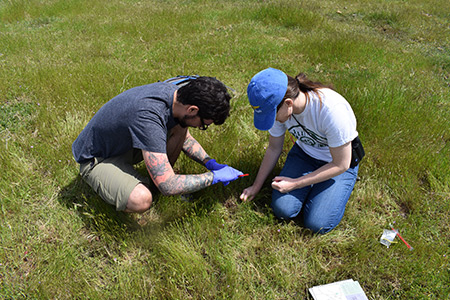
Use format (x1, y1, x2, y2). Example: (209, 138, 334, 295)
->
(239, 174, 249, 177)
(390, 224, 413, 250)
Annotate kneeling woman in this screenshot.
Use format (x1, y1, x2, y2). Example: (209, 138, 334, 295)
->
(240, 68, 363, 234)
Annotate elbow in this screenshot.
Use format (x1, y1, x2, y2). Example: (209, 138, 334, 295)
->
(333, 162, 349, 175)
(267, 146, 283, 160)
(158, 188, 171, 196)
(157, 182, 177, 196)
(341, 164, 350, 174)
(336, 157, 352, 173)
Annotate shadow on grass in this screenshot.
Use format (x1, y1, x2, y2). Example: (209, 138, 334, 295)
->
(56, 174, 242, 238)
(57, 176, 140, 240)
(56, 153, 293, 239)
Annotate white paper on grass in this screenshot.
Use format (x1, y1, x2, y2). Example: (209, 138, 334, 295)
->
(309, 279, 368, 300)
(309, 283, 347, 300)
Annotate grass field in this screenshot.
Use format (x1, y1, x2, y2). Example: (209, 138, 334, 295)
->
(1, 0, 449, 299)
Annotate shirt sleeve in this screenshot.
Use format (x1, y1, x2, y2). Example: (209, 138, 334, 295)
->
(130, 108, 168, 153)
(268, 120, 287, 137)
(321, 103, 357, 148)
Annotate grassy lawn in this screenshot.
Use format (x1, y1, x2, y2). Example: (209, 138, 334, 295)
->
(1, 0, 449, 299)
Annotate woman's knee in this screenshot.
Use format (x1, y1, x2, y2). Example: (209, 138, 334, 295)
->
(271, 193, 302, 220)
(303, 218, 337, 234)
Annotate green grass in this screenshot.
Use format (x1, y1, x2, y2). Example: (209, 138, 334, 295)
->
(1, 0, 449, 299)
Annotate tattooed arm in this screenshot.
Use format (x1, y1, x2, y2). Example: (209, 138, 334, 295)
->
(143, 149, 214, 195)
(182, 130, 212, 165)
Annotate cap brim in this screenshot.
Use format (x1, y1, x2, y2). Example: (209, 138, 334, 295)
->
(253, 108, 277, 131)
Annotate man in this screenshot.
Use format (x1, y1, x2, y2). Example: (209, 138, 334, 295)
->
(72, 76, 243, 213)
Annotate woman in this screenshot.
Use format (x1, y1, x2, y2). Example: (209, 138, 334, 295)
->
(240, 68, 362, 234)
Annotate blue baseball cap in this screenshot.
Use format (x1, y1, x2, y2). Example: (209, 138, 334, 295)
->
(247, 68, 288, 131)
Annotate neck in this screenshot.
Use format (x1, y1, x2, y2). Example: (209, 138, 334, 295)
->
(172, 90, 183, 119)
(292, 92, 307, 114)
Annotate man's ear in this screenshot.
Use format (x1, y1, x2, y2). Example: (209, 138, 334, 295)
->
(186, 105, 199, 116)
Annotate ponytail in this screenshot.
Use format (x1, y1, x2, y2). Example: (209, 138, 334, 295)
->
(282, 73, 334, 103)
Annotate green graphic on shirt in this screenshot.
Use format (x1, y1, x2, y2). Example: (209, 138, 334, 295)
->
(288, 125, 328, 148)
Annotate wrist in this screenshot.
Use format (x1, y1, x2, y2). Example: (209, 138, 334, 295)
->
(207, 172, 214, 185)
(252, 178, 265, 190)
(204, 158, 215, 168)
(293, 177, 305, 190)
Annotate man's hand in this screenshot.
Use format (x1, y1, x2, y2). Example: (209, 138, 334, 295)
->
(205, 159, 227, 171)
(212, 166, 243, 186)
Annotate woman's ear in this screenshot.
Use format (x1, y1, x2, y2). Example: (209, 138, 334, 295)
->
(284, 98, 294, 107)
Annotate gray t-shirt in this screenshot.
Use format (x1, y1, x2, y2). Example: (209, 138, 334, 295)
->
(72, 82, 179, 163)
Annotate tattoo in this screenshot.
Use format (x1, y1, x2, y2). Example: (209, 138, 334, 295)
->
(145, 152, 171, 178)
(182, 134, 210, 165)
(144, 151, 214, 195)
(159, 173, 214, 195)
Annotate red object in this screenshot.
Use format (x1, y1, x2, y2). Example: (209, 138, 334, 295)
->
(239, 174, 249, 177)
(391, 226, 413, 250)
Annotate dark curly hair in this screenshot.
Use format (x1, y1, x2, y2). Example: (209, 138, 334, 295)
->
(176, 77, 231, 125)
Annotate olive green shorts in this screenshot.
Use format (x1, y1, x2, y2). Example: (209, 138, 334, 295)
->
(79, 149, 151, 211)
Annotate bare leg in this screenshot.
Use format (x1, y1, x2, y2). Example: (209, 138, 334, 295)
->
(124, 126, 188, 213)
(166, 125, 188, 167)
(125, 183, 153, 213)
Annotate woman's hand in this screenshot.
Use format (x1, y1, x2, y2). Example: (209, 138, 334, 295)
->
(240, 135, 285, 202)
(271, 176, 298, 194)
(270, 142, 353, 194)
(240, 185, 261, 202)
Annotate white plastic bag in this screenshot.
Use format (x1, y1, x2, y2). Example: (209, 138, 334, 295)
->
(380, 229, 397, 248)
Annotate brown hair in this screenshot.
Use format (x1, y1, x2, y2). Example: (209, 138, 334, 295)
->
(277, 73, 334, 110)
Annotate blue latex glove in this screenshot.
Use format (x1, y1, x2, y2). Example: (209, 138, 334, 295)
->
(205, 159, 227, 171)
(211, 166, 244, 186)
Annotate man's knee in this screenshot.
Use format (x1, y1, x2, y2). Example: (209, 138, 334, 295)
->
(126, 184, 153, 213)
(168, 125, 188, 146)
(169, 125, 188, 137)
(167, 126, 188, 166)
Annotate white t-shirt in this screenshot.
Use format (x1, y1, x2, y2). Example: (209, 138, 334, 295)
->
(269, 88, 358, 162)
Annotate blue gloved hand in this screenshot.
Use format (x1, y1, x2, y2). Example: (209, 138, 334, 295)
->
(205, 159, 227, 171)
(211, 166, 244, 186)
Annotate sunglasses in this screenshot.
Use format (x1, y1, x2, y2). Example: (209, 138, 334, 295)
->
(199, 117, 209, 131)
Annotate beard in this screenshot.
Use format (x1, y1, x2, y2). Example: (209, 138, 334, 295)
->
(176, 114, 196, 128)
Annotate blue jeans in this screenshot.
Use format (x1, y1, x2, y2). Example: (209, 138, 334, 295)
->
(271, 144, 359, 234)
